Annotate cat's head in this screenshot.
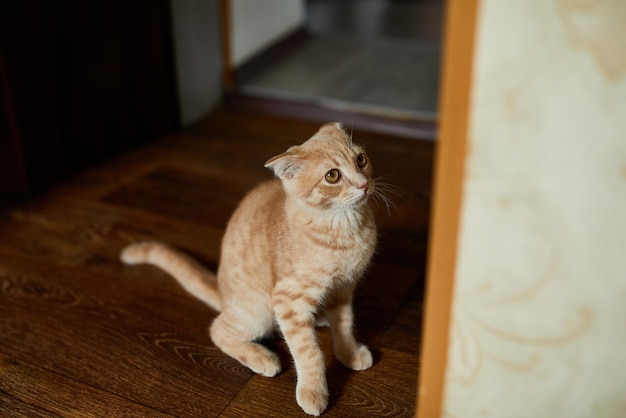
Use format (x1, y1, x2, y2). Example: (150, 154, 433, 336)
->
(265, 123, 374, 211)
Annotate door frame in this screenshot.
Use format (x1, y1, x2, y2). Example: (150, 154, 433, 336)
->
(416, 0, 479, 416)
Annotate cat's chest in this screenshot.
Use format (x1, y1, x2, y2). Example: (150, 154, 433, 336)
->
(297, 215, 377, 277)
(329, 243, 374, 279)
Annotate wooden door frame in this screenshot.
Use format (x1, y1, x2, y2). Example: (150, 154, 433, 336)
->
(417, 0, 479, 416)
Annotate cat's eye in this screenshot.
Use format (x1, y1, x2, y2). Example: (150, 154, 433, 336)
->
(325, 169, 341, 183)
(356, 153, 367, 168)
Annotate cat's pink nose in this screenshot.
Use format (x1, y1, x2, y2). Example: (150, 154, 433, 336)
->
(358, 182, 369, 194)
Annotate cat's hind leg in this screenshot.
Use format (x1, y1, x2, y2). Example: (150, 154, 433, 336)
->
(209, 311, 281, 377)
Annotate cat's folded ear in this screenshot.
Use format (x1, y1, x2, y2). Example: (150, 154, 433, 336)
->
(264, 148, 303, 179)
(317, 122, 351, 144)
(318, 122, 344, 135)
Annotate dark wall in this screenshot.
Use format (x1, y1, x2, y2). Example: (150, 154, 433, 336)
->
(0, 1, 180, 205)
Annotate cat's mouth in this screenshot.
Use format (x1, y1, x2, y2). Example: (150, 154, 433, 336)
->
(353, 190, 371, 206)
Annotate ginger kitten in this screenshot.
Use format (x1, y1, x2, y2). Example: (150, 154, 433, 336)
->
(121, 122, 378, 416)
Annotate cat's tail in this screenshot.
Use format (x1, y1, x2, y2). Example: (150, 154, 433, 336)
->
(120, 242, 222, 312)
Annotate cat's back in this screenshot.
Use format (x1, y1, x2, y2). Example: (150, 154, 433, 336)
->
(234, 179, 284, 219)
(222, 179, 286, 245)
(218, 179, 286, 289)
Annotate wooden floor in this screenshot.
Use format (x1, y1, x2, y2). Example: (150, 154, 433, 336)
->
(0, 109, 433, 417)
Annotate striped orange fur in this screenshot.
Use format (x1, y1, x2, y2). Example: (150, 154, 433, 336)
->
(121, 123, 378, 415)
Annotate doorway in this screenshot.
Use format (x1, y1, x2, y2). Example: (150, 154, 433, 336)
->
(226, 0, 444, 138)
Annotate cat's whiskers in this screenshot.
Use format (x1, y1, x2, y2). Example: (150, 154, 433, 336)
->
(370, 177, 403, 217)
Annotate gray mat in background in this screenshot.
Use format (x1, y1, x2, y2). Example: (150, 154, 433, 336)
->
(239, 35, 441, 119)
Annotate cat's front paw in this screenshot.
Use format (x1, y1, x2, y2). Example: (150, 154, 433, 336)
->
(296, 384, 328, 416)
(337, 344, 373, 371)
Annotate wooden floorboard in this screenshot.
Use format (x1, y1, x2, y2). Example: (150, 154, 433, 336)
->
(221, 346, 419, 417)
(0, 109, 432, 417)
(0, 353, 172, 418)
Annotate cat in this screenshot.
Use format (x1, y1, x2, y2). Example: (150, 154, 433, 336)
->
(121, 122, 379, 416)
